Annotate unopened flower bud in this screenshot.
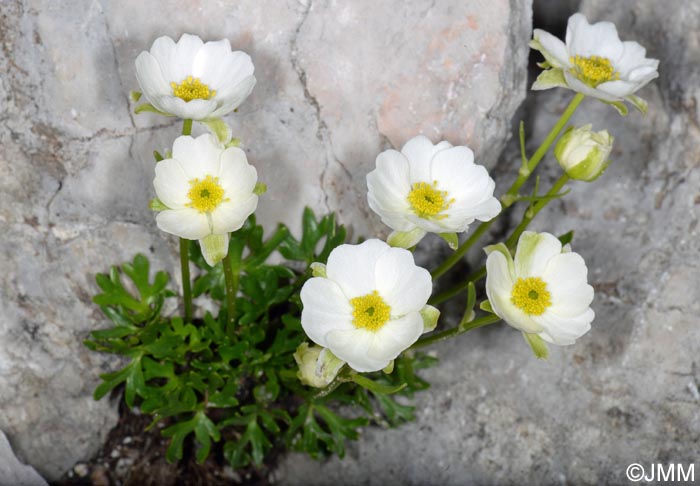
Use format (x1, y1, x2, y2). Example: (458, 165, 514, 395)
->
(554, 124, 613, 182)
(293, 343, 345, 388)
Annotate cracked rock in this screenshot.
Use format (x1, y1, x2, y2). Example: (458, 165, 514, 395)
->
(1, 0, 530, 480)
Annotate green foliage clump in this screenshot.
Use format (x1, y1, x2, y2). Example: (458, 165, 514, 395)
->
(85, 209, 437, 469)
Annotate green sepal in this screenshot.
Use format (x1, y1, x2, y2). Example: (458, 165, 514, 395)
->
(199, 233, 229, 266)
(201, 117, 233, 144)
(523, 332, 549, 360)
(149, 198, 169, 211)
(462, 281, 477, 324)
(603, 100, 629, 117)
(153, 150, 164, 162)
(532, 68, 567, 91)
(480, 300, 494, 314)
(225, 138, 242, 148)
(134, 103, 173, 117)
(130, 91, 142, 102)
(387, 227, 426, 249)
(382, 360, 394, 374)
(438, 232, 458, 250)
(419, 304, 440, 333)
(351, 373, 407, 395)
(557, 230, 574, 247)
(254, 182, 267, 196)
(626, 94, 648, 115)
(310, 262, 327, 278)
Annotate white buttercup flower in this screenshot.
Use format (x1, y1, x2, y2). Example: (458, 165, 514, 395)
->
(153, 134, 258, 265)
(554, 124, 613, 181)
(300, 239, 433, 372)
(366, 135, 501, 249)
(531, 13, 658, 113)
(485, 231, 594, 346)
(135, 33, 256, 120)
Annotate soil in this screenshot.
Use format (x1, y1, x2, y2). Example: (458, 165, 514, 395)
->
(53, 396, 278, 486)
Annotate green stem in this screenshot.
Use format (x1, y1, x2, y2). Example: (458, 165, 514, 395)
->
(430, 92, 585, 281)
(222, 246, 239, 335)
(505, 174, 570, 250)
(429, 174, 571, 306)
(411, 314, 501, 349)
(182, 118, 193, 136)
(177, 118, 195, 323)
(179, 238, 192, 323)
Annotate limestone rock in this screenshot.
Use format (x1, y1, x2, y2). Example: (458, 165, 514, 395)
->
(1, 0, 530, 480)
(0, 431, 47, 486)
(280, 1, 700, 484)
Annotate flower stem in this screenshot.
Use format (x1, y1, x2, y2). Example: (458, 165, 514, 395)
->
(222, 246, 239, 335)
(430, 92, 585, 282)
(411, 314, 501, 349)
(179, 238, 193, 323)
(182, 118, 193, 136)
(178, 118, 194, 322)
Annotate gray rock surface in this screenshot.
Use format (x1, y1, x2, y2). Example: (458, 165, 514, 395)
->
(0, 0, 530, 480)
(279, 0, 700, 484)
(0, 431, 46, 486)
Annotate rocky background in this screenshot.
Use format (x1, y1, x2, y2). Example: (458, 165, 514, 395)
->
(1, 0, 699, 484)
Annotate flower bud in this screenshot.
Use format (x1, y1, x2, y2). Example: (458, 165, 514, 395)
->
(554, 124, 613, 182)
(293, 343, 345, 388)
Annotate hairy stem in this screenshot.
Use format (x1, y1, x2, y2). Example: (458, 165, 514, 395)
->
(222, 247, 239, 335)
(411, 314, 501, 349)
(178, 119, 194, 322)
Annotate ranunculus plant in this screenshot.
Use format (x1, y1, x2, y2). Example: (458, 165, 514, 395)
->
(85, 14, 658, 472)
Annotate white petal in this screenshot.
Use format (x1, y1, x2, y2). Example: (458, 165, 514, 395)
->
(156, 96, 217, 120)
(153, 158, 190, 209)
(514, 231, 562, 278)
(218, 147, 257, 202)
(563, 71, 621, 101)
(615, 41, 648, 76)
(148, 36, 177, 81)
(543, 253, 594, 317)
(534, 29, 570, 68)
(170, 33, 204, 82)
(300, 277, 354, 348)
(627, 64, 659, 84)
(192, 39, 232, 82)
(208, 75, 257, 117)
(596, 79, 639, 98)
(156, 208, 210, 239)
(367, 312, 423, 362)
(567, 14, 623, 62)
(135, 52, 171, 101)
(324, 329, 389, 372)
(536, 308, 594, 345)
(401, 135, 453, 183)
(374, 247, 432, 315)
(367, 150, 413, 231)
(485, 252, 542, 334)
(326, 239, 390, 298)
(172, 134, 222, 178)
(210, 196, 257, 234)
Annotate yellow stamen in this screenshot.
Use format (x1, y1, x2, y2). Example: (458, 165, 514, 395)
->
(171, 76, 216, 102)
(407, 180, 454, 219)
(510, 277, 552, 316)
(186, 175, 228, 213)
(350, 291, 391, 332)
(569, 55, 620, 87)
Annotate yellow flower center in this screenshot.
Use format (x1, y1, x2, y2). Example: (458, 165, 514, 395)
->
(407, 181, 454, 219)
(186, 175, 228, 213)
(510, 277, 552, 316)
(171, 76, 216, 102)
(569, 55, 620, 87)
(350, 291, 391, 332)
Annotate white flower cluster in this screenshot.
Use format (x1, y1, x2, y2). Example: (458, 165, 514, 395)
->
(136, 12, 656, 386)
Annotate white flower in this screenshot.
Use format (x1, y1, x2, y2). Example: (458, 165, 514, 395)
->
(135, 34, 256, 120)
(366, 135, 501, 249)
(554, 124, 613, 181)
(300, 239, 433, 372)
(485, 231, 594, 346)
(153, 134, 258, 265)
(531, 13, 658, 113)
(293, 343, 345, 388)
